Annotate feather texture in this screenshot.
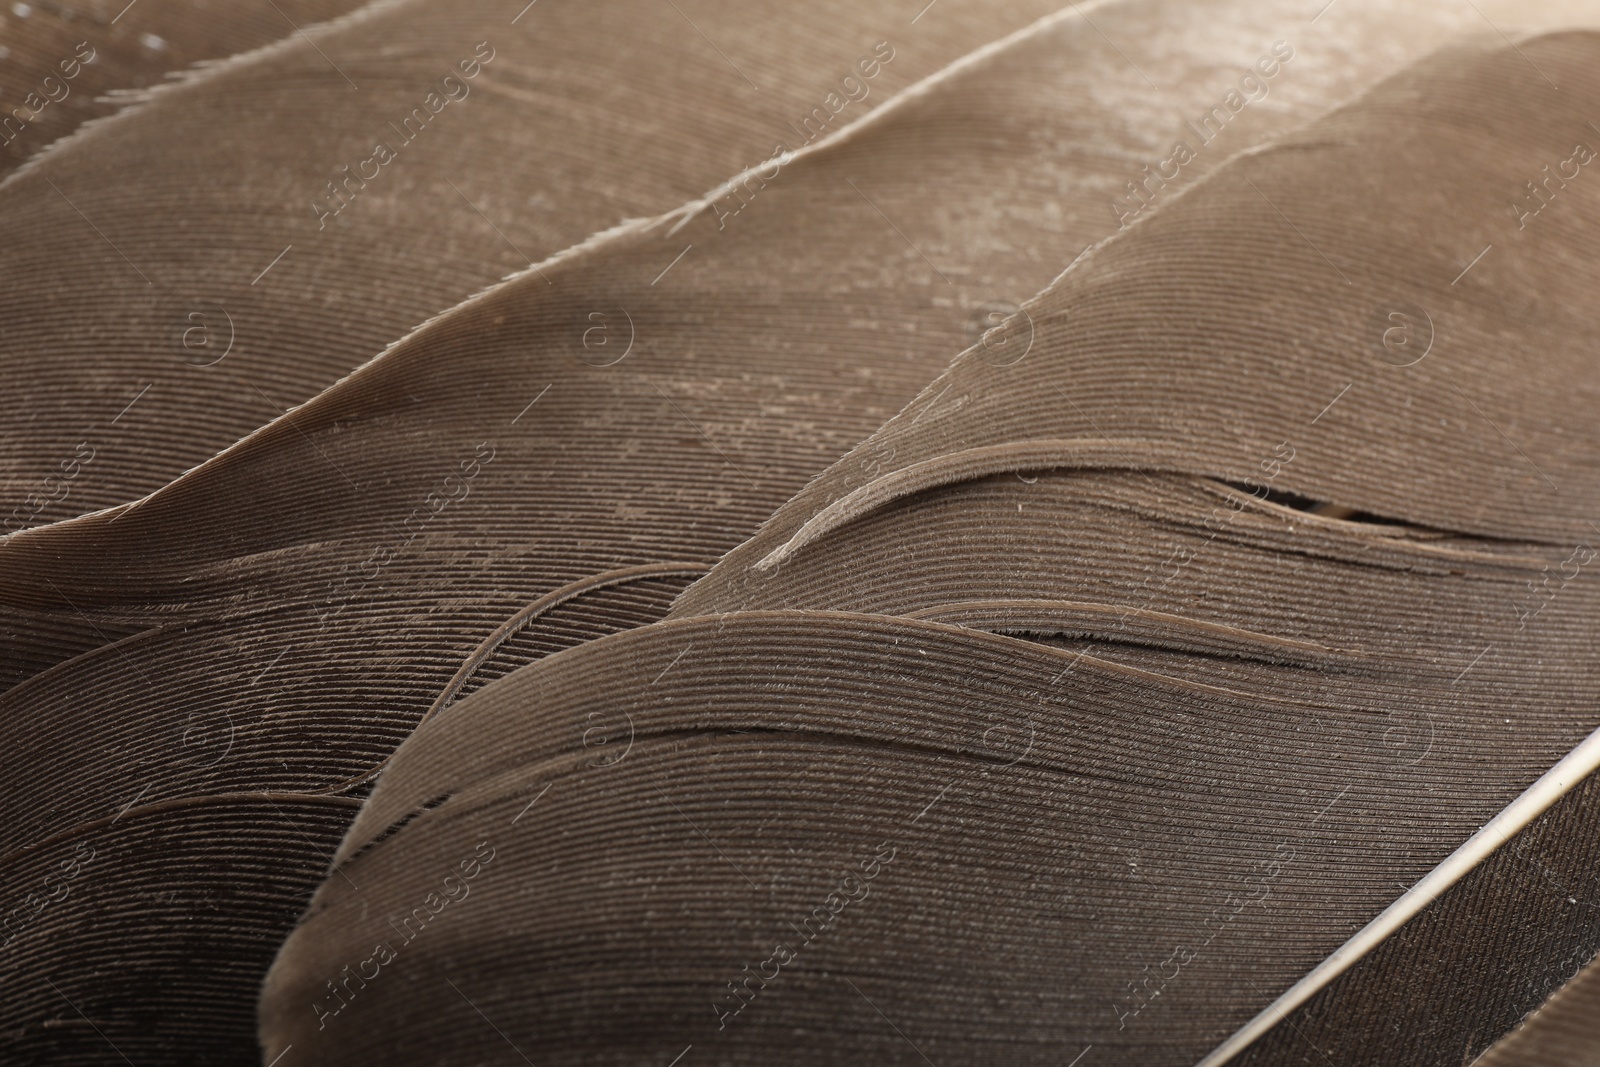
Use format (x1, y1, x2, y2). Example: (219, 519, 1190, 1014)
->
(0, 0, 370, 177)
(0, 0, 1070, 525)
(1475, 949, 1600, 1066)
(256, 27, 1600, 1066)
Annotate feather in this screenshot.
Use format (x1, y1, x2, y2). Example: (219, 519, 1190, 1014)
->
(258, 27, 1600, 1066)
(1204, 726, 1600, 1064)
(0, 0, 1070, 526)
(0, 0, 370, 178)
(1475, 949, 1600, 1066)
(1229, 763, 1600, 1064)
(11, 2, 1574, 1060)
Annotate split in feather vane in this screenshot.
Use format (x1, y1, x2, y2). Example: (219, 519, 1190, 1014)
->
(259, 29, 1600, 1067)
(7, 0, 1535, 692)
(6, 2, 1578, 1062)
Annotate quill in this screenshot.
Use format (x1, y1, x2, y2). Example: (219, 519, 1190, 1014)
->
(1227, 760, 1600, 1063)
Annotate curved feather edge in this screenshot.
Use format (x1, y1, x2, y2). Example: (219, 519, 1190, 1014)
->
(0, 0, 414, 191)
(0, 0, 1113, 545)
